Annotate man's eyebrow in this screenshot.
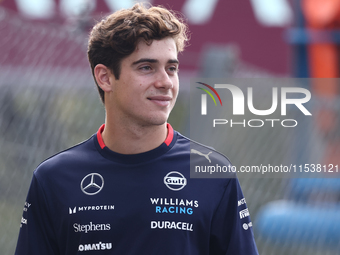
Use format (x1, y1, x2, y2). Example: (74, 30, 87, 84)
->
(168, 59, 179, 64)
(132, 58, 158, 65)
(131, 58, 179, 65)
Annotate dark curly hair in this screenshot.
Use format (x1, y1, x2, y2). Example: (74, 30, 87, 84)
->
(87, 3, 189, 103)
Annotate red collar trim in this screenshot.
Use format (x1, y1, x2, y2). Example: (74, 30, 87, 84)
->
(164, 123, 173, 146)
(96, 123, 174, 149)
(97, 124, 106, 149)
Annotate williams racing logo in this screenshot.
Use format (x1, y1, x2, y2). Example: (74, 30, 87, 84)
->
(164, 171, 187, 191)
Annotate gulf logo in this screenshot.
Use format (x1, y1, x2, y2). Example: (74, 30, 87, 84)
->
(164, 171, 187, 191)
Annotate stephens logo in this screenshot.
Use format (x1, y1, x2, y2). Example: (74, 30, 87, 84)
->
(196, 82, 223, 115)
(164, 171, 187, 191)
(73, 222, 111, 233)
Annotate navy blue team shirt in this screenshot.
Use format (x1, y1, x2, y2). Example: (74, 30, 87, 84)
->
(15, 124, 258, 254)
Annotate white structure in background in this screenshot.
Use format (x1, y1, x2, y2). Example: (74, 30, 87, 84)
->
(16, 0, 55, 19)
(249, 0, 293, 26)
(182, 0, 219, 25)
(182, 0, 292, 26)
(60, 0, 96, 17)
(13, 0, 292, 27)
(105, 0, 152, 12)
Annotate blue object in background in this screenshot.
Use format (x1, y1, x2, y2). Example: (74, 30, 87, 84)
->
(256, 200, 340, 247)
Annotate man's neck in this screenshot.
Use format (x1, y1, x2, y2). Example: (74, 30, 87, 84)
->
(101, 120, 168, 155)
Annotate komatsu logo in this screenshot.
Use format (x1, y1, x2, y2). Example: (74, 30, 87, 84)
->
(164, 171, 187, 191)
(78, 242, 112, 251)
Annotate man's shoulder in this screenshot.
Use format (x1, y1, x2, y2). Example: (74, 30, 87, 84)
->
(175, 132, 232, 165)
(34, 135, 96, 178)
(175, 132, 235, 180)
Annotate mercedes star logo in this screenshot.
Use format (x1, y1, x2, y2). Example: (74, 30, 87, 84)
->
(80, 173, 104, 195)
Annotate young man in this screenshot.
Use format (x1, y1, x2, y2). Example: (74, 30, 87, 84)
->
(15, 3, 258, 255)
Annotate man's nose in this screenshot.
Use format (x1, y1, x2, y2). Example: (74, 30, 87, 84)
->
(154, 69, 173, 89)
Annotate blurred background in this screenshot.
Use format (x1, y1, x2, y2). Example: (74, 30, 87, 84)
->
(0, 0, 340, 254)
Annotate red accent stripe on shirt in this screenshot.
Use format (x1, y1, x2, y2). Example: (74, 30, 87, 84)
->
(97, 124, 106, 149)
(96, 123, 174, 149)
(164, 123, 173, 146)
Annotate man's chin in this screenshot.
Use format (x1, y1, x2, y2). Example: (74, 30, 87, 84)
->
(138, 117, 169, 127)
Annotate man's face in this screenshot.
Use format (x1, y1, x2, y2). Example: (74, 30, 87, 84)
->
(107, 37, 179, 127)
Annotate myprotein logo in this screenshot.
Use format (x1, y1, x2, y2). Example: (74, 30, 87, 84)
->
(197, 83, 312, 128)
(69, 205, 115, 215)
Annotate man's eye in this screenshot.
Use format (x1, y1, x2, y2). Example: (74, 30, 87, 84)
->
(140, 66, 151, 71)
(169, 66, 178, 73)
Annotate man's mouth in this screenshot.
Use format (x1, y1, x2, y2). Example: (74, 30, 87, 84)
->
(147, 96, 172, 106)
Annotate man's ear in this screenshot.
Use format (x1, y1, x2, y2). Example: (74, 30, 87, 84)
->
(94, 64, 114, 92)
